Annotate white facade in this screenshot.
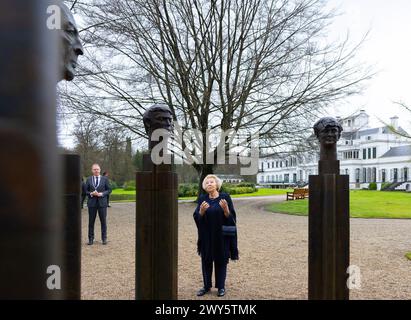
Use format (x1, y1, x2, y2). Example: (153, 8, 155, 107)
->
(257, 111, 411, 191)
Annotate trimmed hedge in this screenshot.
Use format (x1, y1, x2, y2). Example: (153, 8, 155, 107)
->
(368, 182, 377, 190)
(233, 182, 256, 188)
(112, 182, 258, 199)
(109, 180, 119, 190)
(178, 182, 256, 197)
(178, 183, 198, 197)
(110, 194, 136, 201)
(123, 180, 136, 191)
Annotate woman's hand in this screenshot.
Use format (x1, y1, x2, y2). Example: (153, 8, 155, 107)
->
(219, 199, 230, 217)
(199, 201, 210, 216)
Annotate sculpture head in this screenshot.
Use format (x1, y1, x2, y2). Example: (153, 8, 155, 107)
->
(143, 104, 174, 137)
(55, 1, 84, 81)
(313, 117, 343, 147)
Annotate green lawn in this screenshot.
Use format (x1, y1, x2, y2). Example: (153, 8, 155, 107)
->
(266, 190, 411, 219)
(110, 187, 291, 202)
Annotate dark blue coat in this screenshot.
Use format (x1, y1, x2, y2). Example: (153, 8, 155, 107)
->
(85, 176, 112, 208)
(193, 192, 239, 264)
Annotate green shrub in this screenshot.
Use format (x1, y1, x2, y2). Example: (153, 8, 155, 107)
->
(220, 185, 255, 195)
(368, 182, 377, 190)
(236, 182, 256, 188)
(123, 180, 136, 191)
(109, 180, 119, 190)
(177, 182, 256, 197)
(178, 183, 198, 197)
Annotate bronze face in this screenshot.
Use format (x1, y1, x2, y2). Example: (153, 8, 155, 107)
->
(58, 2, 83, 81)
(143, 105, 174, 136)
(318, 126, 340, 146)
(151, 111, 173, 132)
(313, 117, 343, 147)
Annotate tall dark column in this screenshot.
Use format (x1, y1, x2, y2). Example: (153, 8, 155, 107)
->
(135, 154, 178, 299)
(309, 117, 350, 300)
(0, 0, 62, 299)
(136, 104, 178, 299)
(62, 154, 81, 300)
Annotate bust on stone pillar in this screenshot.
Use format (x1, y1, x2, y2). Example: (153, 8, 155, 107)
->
(143, 104, 174, 152)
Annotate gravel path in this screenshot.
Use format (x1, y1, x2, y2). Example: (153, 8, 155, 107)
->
(81, 196, 411, 300)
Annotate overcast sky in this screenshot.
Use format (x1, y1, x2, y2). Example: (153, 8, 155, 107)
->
(59, 1, 411, 148)
(327, 0, 411, 130)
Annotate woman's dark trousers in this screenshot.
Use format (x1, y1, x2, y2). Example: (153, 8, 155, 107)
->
(201, 258, 227, 290)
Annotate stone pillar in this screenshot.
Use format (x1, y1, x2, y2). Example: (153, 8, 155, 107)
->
(62, 154, 82, 300)
(135, 154, 178, 299)
(309, 117, 350, 300)
(0, 0, 62, 299)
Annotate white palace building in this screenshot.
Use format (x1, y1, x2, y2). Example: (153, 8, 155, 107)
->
(257, 111, 411, 191)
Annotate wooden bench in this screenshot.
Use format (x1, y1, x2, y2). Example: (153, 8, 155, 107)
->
(286, 188, 309, 201)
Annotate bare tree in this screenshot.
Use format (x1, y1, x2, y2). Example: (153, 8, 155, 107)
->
(382, 102, 411, 139)
(72, 115, 102, 176)
(60, 0, 372, 195)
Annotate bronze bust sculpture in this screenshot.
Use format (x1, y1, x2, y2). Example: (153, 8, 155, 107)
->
(137, 103, 178, 298)
(143, 104, 174, 151)
(313, 117, 343, 161)
(56, 1, 84, 82)
(309, 116, 349, 300)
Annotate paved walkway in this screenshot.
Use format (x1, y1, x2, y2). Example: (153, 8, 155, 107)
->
(81, 196, 411, 299)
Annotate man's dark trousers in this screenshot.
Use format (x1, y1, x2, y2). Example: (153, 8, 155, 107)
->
(201, 258, 227, 290)
(88, 205, 107, 241)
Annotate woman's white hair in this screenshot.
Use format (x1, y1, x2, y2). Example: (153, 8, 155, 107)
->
(202, 174, 223, 191)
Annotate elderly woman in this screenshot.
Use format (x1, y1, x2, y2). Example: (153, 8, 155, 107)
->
(193, 174, 239, 297)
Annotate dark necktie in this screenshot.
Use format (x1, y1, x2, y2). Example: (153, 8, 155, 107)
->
(94, 177, 99, 188)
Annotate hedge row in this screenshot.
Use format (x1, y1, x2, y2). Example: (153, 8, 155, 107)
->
(110, 194, 136, 201)
(178, 182, 256, 197)
(123, 180, 136, 191)
(178, 183, 199, 197)
(111, 182, 257, 199)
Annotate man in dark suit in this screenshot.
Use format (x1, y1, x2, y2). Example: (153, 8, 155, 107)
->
(86, 163, 112, 245)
